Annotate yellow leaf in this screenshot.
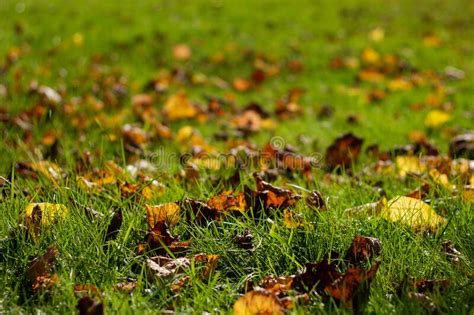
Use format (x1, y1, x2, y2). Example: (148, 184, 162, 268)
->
(361, 48, 380, 65)
(164, 92, 197, 121)
(23, 203, 68, 239)
(424, 110, 450, 128)
(381, 196, 445, 230)
(423, 34, 441, 47)
(283, 210, 306, 229)
(234, 291, 283, 315)
(176, 126, 194, 144)
(146, 203, 180, 228)
(388, 78, 412, 91)
(396, 156, 426, 178)
(368, 27, 385, 42)
(72, 32, 84, 47)
(261, 118, 277, 130)
(462, 186, 473, 203)
(428, 169, 452, 190)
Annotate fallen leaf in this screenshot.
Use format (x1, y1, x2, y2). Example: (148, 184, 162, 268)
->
(325, 133, 364, 171)
(181, 197, 222, 223)
(361, 48, 380, 65)
(406, 183, 431, 200)
(23, 203, 68, 238)
(163, 91, 198, 121)
(424, 110, 450, 128)
(113, 281, 137, 294)
(16, 161, 63, 184)
(259, 275, 294, 295)
(234, 290, 283, 315)
(292, 255, 341, 294)
(27, 245, 59, 294)
(368, 27, 384, 42)
(173, 43, 192, 61)
(283, 210, 306, 229)
(253, 173, 302, 210)
(462, 185, 473, 202)
(207, 191, 247, 212)
(233, 77, 252, 92)
(324, 260, 380, 306)
(147, 256, 190, 280)
(305, 190, 326, 210)
(147, 254, 218, 285)
(233, 229, 254, 250)
(345, 236, 381, 265)
(146, 203, 180, 228)
(449, 132, 474, 159)
(122, 124, 149, 148)
(423, 34, 441, 47)
(395, 156, 426, 178)
(142, 220, 177, 250)
(194, 253, 219, 279)
(441, 240, 462, 264)
(411, 278, 450, 293)
(77, 296, 104, 315)
(105, 208, 123, 242)
(381, 196, 446, 230)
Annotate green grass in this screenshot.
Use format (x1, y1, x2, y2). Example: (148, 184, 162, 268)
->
(1, 0, 473, 313)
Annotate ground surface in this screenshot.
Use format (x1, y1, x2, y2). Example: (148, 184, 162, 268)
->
(0, 0, 473, 314)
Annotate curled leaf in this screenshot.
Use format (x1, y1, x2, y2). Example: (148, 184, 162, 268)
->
(345, 236, 381, 265)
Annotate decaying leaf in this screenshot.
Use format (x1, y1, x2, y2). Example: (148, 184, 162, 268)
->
(113, 281, 137, 293)
(259, 275, 294, 295)
(105, 208, 123, 242)
(207, 191, 247, 212)
(233, 229, 254, 250)
(325, 133, 364, 171)
(147, 254, 219, 288)
(283, 210, 306, 229)
(27, 245, 59, 294)
(305, 190, 326, 210)
(292, 255, 341, 294)
(181, 197, 225, 223)
(441, 240, 462, 264)
(324, 260, 380, 306)
(251, 173, 302, 211)
(75, 286, 104, 315)
(77, 296, 105, 315)
(449, 132, 474, 159)
(345, 236, 381, 265)
(147, 256, 191, 280)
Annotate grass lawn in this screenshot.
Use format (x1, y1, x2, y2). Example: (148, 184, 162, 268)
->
(0, 0, 473, 313)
